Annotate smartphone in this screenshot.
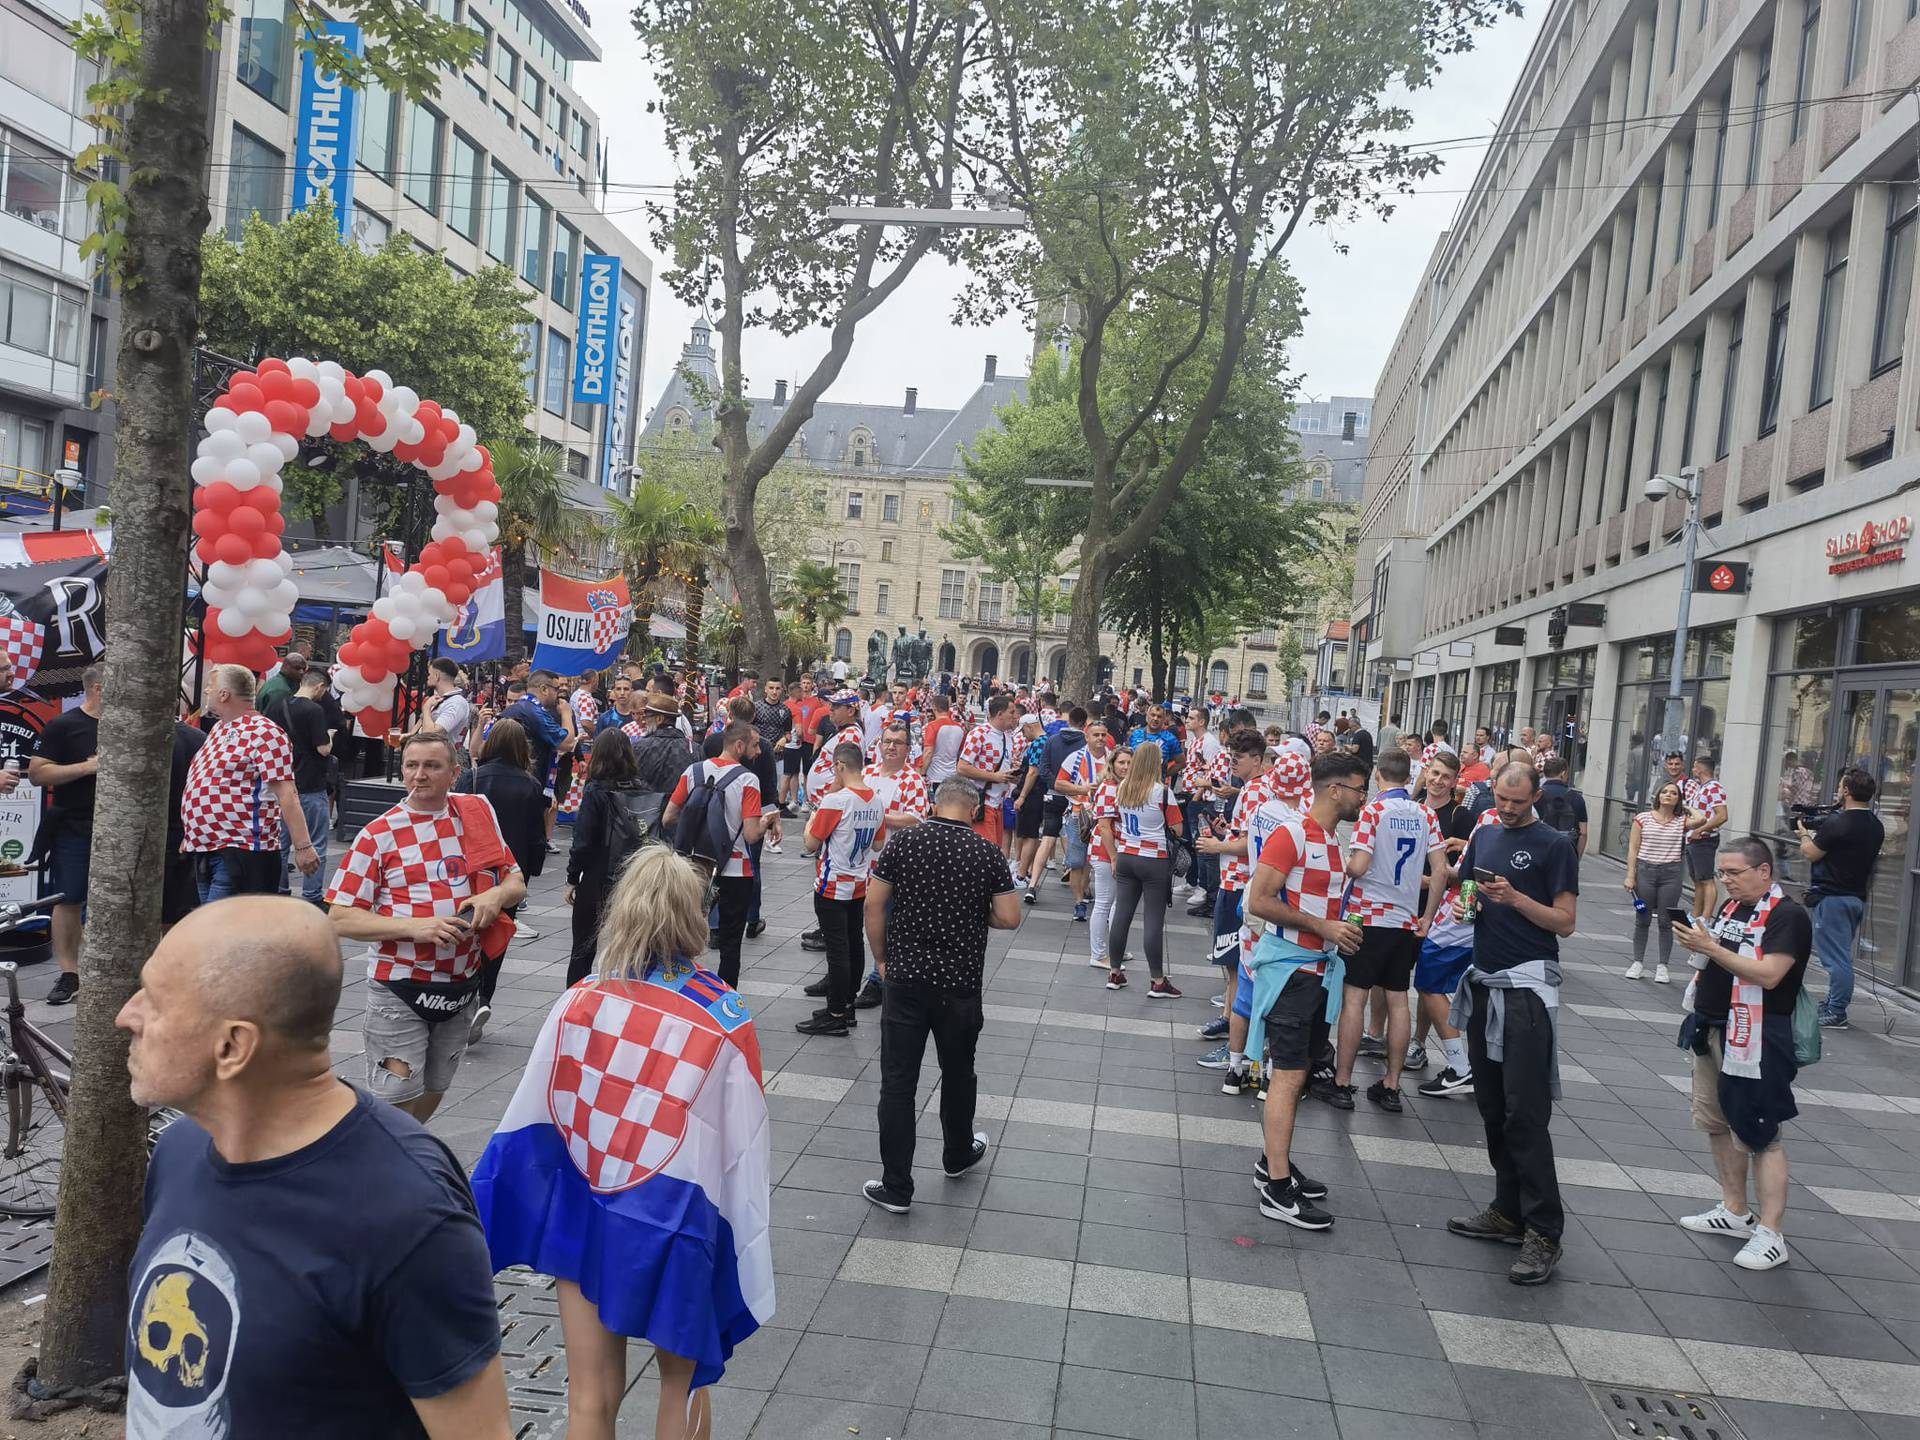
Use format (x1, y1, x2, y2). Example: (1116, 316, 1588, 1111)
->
(1472, 866, 1498, 883)
(1665, 907, 1699, 930)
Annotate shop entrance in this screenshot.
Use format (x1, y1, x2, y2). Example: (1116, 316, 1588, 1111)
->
(1541, 688, 1584, 777)
(1834, 678, 1920, 992)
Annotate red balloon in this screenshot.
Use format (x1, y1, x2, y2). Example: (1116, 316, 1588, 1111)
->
(266, 511, 285, 535)
(444, 581, 472, 605)
(195, 537, 219, 564)
(229, 370, 258, 391)
(209, 396, 237, 414)
(190, 510, 222, 538)
(329, 420, 358, 442)
(202, 482, 241, 513)
(423, 564, 451, 592)
(354, 400, 382, 433)
(360, 376, 384, 403)
(263, 399, 307, 435)
(256, 358, 291, 376)
(360, 708, 393, 738)
(251, 533, 280, 560)
(226, 382, 266, 413)
(215, 534, 252, 567)
(228, 506, 265, 537)
(338, 642, 361, 668)
(438, 418, 459, 445)
(244, 487, 279, 513)
(393, 441, 422, 464)
(258, 370, 295, 402)
(445, 558, 474, 585)
(360, 619, 392, 647)
(360, 666, 390, 687)
(290, 378, 321, 408)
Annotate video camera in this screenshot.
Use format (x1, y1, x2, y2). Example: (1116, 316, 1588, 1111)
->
(1788, 801, 1840, 827)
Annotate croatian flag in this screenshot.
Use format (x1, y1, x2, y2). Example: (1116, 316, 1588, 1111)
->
(436, 549, 505, 663)
(531, 570, 631, 675)
(470, 966, 773, 1385)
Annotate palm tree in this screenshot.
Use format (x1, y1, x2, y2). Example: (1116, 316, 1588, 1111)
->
(676, 508, 726, 662)
(605, 479, 722, 659)
(780, 559, 847, 643)
(493, 437, 585, 662)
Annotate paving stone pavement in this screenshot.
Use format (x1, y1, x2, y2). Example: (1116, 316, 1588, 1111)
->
(311, 831, 1920, 1440)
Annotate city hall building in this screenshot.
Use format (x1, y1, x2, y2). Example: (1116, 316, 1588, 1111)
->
(1352, 0, 1920, 990)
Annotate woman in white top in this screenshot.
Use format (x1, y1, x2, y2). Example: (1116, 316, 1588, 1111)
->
(1625, 780, 1689, 982)
(1095, 741, 1185, 999)
(1086, 746, 1129, 972)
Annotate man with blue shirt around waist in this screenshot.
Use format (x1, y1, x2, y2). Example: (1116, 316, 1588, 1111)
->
(1240, 751, 1370, 1231)
(1433, 761, 1580, 1285)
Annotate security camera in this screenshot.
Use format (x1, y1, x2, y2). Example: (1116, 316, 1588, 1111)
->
(1644, 474, 1673, 502)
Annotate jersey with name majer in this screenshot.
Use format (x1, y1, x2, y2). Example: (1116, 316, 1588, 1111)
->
(808, 785, 887, 899)
(1349, 787, 1443, 929)
(1094, 781, 1182, 858)
(1255, 814, 1345, 957)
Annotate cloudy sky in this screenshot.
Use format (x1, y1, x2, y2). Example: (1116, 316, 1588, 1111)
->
(573, 9, 1542, 420)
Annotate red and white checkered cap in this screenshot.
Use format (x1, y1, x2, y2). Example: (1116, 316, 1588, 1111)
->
(1269, 751, 1312, 800)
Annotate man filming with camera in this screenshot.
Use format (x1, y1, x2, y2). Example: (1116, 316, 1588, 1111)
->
(1796, 767, 1884, 1030)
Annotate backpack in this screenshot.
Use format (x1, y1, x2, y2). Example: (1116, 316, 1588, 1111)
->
(601, 783, 671, 880)
(1535, 784, 1581, 844)
(1037, 729, 1085, 798)
(671, 762, 752, 872)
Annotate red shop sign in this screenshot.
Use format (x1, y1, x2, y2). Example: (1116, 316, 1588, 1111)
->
(1827, 514, 1913, 576)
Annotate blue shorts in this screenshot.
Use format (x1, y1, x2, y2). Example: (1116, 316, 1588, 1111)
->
(1065, 819, 1089, 870)
(48, 825, 90, 907)
(1414, 942, 1473, 997)
(1231, 953, 1256, 1018)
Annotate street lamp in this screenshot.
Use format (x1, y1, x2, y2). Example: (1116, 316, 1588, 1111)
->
(50, 468, 83, 533)
(824, 205, 1029, 230)
(1646, 466, 1704, 764)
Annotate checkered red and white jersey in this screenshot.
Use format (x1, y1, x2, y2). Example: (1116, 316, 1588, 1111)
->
(1087, 780, 1120, 865)
(1429, 807, 1504, 947)
(1256, 814, 1345, 953)
(806, 725, 866, 803)
(324, 798, 516, 983)
(570, 688, 600, 731)
(808, 784, 887, 899)
(1205, 750, 1234, 792)
(669, 759, 763, 877)
(181, 711, 295, 852)
(1093, 781, 1182, 858)
(1057, 745, 1108, 811)
(959, 723, 1019, 805)
(1220, 769, 1275, 891)
(864, 764, 929, 823)
(1179, 733, 1218, 794)
(1684, 776, 1728, 838)
(1348, 790, 1444, 930)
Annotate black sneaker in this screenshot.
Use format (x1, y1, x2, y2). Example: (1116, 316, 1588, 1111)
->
(1257, 1175, 1334, 1230)
(1366, 1082, 1403, 1114)
(746, 919, 767, 939)
(802, 977, 830, 998)
(1253, 1155, 1328, 1200)
(1510, 1229, 1562, 1285)
(1417, 1067, 1474, 1098)
(862, 1179, 911, 1213)
(800, 931, 827, 952)
(1448, 1205, 1524, 1245)
(944, 1132, 989, 1178)
(1311, 1078, 1356, 1110)
(1023, 888, 1038, 905)
(1220, 1067, 1256, 1096)
(795, 1011, 851, 1036)
(853, 979, 883, 1010)
(44, 973, 77, 1007)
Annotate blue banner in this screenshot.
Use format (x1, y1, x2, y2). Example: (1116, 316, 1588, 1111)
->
(572, 255, 621, 406)
(599, 283, 639, 490)
(292, 21, 363, 237)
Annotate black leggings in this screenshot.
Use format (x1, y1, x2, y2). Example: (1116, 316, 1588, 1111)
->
(567, 881, 604, 987)
(1107, 852, 1172, 978)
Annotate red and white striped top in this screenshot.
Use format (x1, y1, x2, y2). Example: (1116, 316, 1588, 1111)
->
(1255, 815, 1345, 954)
(1633, 809, 1688, 864)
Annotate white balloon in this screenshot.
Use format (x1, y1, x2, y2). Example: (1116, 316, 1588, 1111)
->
(225, 459, 261, 490)
(455, 423, 476, 449)
(366, 426, 398, 453)
(205, 408, 240, 434)
(206, 431, 246, 463)
(201, 581, 234, 609)
(475, 501, 498, 524)
(462, 528, 488, 554)
(272, 432, 299, 463)
(247, 442, 285, 475)
(260, 612, 291, 637)
(316, 359, 343, 380)
(191, 456, 224, 484)
(397, 571, 426, 595)
(269, 579, 299, 612)
(215, 607, 252, 637)
(235, 410, 272, 444)
(209, 560, 248, 591)
(388, 386, 419, 413)
(371, 596, 399, 622)
(233, 586, 267, 616)
(243, 558, 280, 589)
(288, 357, 318, 380)
(365, 368, 392, 390)
(429, 517, 458, 543)
(400, 418, 425, 446)
(304, 408, 331, 438)
(262, 473, 284, 494)
(459, 450, 485, 473)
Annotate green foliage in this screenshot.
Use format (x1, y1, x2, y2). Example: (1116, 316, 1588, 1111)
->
(631, 431, 827, 583)
(780, 559, 847, 637)
(494, 436, 586, 557)
(197, 203, 530, 522)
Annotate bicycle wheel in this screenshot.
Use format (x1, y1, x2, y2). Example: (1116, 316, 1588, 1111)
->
(0, 1060, 67, 1219)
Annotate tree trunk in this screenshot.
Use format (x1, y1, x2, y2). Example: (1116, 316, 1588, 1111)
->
(722, 485, 780, 678)
(1059, 547, 1108, 704)
(37, 0, 211, 1388)
(503, 541, 527, 663)
(683, 570, 706, 664)
(1148, 572, 1166, 701)
(627, 556, 658, 660)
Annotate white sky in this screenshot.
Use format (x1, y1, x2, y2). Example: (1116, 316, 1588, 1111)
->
(573, 7, 1543, 418)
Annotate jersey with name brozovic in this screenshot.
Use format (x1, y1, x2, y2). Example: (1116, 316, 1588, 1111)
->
(808, 784, 887, 900)
(1349, 787, 1443, 929)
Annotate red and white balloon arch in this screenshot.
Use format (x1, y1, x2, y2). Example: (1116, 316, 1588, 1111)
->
(190, 355, 501, 738)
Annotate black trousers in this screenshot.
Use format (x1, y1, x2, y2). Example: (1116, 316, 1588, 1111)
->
(477, 905, 522, 1004)
(813, 895, 865, 1014)
(713, 875, 754, 988)
(878, 980, 983, 1200)
(1466, 981, 1564, 1240)
(567, 880, 605, 987)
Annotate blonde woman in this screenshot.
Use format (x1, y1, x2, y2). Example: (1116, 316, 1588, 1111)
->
(1086, 744, 1130, 971)
(1095, 740, 1186, 997)
(472, 847, 773, 1440)
(1626, 780, 1689, 983)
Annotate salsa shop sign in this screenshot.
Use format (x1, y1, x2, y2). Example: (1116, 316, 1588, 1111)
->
(1827, 514, 1912, 576)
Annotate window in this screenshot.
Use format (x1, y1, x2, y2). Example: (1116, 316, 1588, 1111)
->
(549, 218, 578, 306)
(403, 105, 444, 214)
(1209, 660, 1229, 693)
(1, 130, 79, 238)
(1649, 361, 1671, 482)
(1758, 266, 1793, 435)
(0, 264, 82, 364)
(351, 205, 390, 252)
(880, 539, 894, 563)
(516, 321, 538, 402)
(938, 568, 965, 619)
(835, 628, 852, 661)
(520, 64, 542, 114)
(1791, 0, 1820, 143)
(522, 126, 541, 155)
(1669, 0, 1683, 70)
(0, 9, 76, 109)
(1746, 48, 1771, 188)
(1247, 664, 1269, 699)
(881, 493, 900, 522)
(1673, 134, 1694, 262)
(448, 132, 482, 240)
(548, 90, 565, 132)
(1644, 181, 1664, 288)
(484, 163, 515, 262)
(468, 17, 491, 68)
(1715, 309, 1744, 460)
(235, 0, 292, 107)
(875, 581, 891, 615)
(1680, 340, 1704, 466)
(1844, 0, 1867, 82)
(978, 582, 1003, 623)
(849, 431, 871, 468)
(1173, 659, 1191, 690)
(1706, 101, 1729, 227)
(494, 101, 514, 131)
(1810, 221, 1850, 407)
(494, 42, 516, 90)
(1873, 177, 1917, 373)
(836, 561, 860, 609)
(571, 113, 589, 155)
(225, 126, 285, 241)
(0, 406, 50, 486)
(846, 491, 863, 519)
(543, 329, 568, 416)
(521, 191, 548, 286)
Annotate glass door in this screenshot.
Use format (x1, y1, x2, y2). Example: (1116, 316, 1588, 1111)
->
(1832, 680, 1920, 992)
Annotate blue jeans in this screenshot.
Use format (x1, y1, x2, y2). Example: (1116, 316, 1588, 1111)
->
(1812, 893, 1866, 1019)
(204, 849, 280, 901)
(280, 791, 331, 903)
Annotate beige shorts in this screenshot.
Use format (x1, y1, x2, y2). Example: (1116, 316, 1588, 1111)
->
(1689, 1031, 1783, 1154)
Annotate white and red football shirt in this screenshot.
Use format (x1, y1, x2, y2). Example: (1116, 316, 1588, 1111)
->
(1220, 769, 1275, 892)
(1684, 776, 1728, 839)
(864, 764, 929, 824)
(1056, 745, 1108, 814)
(668, 759, 762, 877)
(808, 784, 886, 900)
(325, 798, 517, 983)
(806, 724, 866, 804)
(921, 715, 965, 782)
(181, 710, 295, 852)
(1094, 781, 1182, 858)
(1255, 815, 1345, 957)
(1429, 808, 1504, 948)
(1087, 779, 1120, 865)
(1348, 788, 1443, 929)
(959, 722, 1019, 806)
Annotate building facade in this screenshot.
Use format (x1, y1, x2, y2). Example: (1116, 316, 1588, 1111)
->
(0, 0, 115, 508)
(1354, 0, 1920, 992)
(644, 321, 1346, 708)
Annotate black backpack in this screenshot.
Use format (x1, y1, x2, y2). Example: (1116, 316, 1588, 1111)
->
(1535, 784, 1581, 845)
(671, 762, 752, 871)
(1037, 729, 1085, 798)
(601, 782, 671, 880)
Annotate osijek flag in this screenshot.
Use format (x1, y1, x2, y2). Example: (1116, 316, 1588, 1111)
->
(531, 570, 631, 674)
(470, 966, 773, 1385)
(436, 549, 505, 664)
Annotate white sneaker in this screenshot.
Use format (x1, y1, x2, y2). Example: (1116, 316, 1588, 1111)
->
(768, 840, 783, 855)
(1090, 953, 1109, 968)
(1678, 1202, 1756, 1238)
(1653, 964, 1670, 984)
(1624, 961, 1645, 980)
(1733, 1226, 1789, 1270)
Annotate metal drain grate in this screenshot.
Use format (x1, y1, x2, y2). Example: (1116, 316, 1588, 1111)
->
(496, 1268, 568, 1440)
(0, 1219, 55, 1294)
(1586, 1385, 1747, 1440)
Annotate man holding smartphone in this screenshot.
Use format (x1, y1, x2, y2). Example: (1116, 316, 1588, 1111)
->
(1436, 763, 1579, 1285)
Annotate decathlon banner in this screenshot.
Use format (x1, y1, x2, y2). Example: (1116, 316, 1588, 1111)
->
(531, 571, 631, 674)
(436, 549, 505, 664)
(598, 282, 639, 491)
(292, 21, 363, 237)
(572, 255, 622, 406)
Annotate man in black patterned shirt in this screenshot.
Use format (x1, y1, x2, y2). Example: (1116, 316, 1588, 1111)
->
(860, 778, 1023, 1213)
